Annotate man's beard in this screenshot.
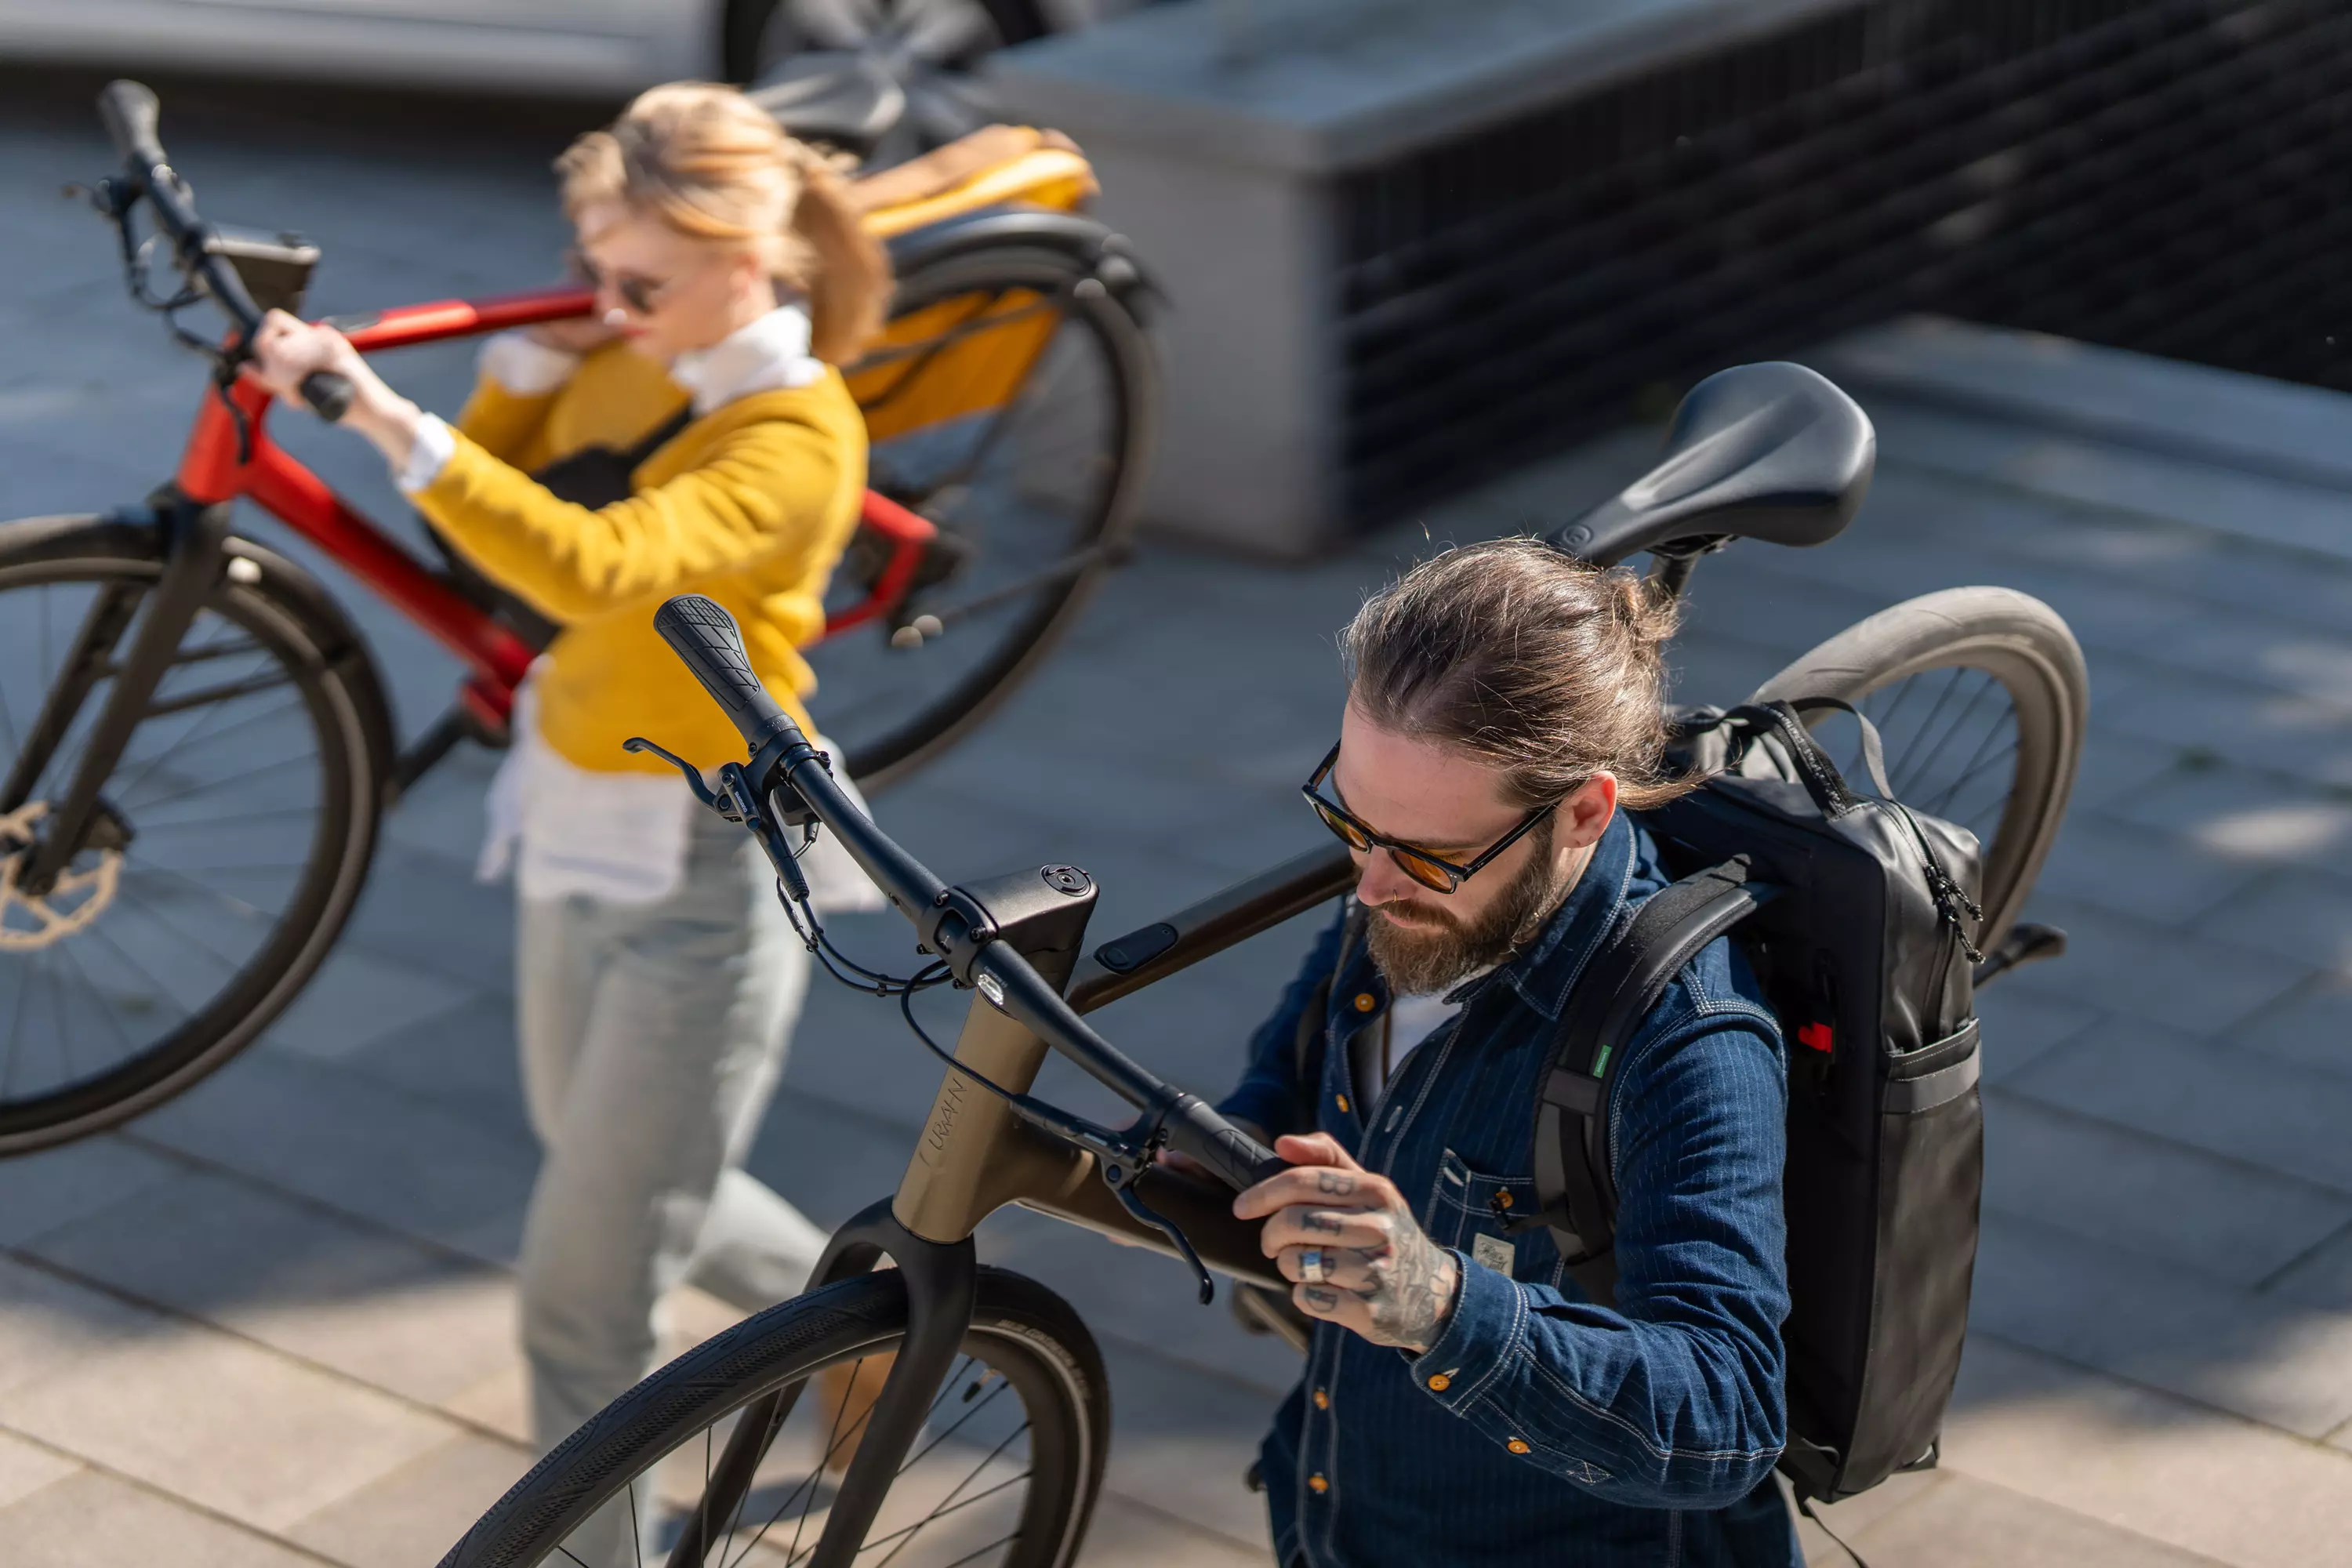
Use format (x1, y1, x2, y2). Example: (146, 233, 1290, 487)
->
(1363, 830, 1571, 996)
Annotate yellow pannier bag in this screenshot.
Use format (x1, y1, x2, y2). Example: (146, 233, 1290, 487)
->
(847, 127, 1098, 442)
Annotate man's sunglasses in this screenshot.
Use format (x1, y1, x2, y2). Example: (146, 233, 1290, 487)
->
(1301, 741, 1563, 895)
(566, 249, 673, 318)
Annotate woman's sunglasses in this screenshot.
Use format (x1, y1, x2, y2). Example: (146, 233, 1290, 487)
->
(565, 249, 673, 318)
(1301, 741, 1564, 895)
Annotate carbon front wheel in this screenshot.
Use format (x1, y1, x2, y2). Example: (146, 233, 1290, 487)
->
(440, 1267, 1108, 1568)
(1748, 586, 2087, 951)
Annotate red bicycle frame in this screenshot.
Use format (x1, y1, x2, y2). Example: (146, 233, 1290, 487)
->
(171, 283, 937, 736)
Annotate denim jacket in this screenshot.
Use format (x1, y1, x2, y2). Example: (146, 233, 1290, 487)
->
(1219, 812, 1799, 1567)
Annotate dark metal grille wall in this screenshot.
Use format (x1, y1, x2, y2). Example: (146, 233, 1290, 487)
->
(1334, 0, 2352, 528)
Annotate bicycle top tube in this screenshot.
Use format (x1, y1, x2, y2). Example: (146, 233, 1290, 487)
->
(652, 593, 1288, 1196)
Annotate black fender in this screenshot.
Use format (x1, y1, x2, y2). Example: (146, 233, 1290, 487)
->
(884, 206, 1160, 321)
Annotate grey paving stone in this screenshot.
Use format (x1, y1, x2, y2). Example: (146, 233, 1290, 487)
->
(1980, 1090, 2352, 1287)
(1846, 1466, 2232, 1567)
(134, 1048, 539, 1266)
(338, 844, 516, 998)
(1971, 985, 2101, 1086)
(0, 1135, 183, 1249)
(1969, 1214, 2352, 1437)
(1993, 898, 2307, 1038)
(0, 1310, 455, 1532)
(1095, 1335, 1287, 1550)
(2190, 866, 2352, 975)
(0, 1427, 77, 1512)
(285, 1428, 530, 1568)
(2028, 811, 2269, 930)
(2066, 724, 2196, 818)
(2007, 1017, 2352, 1193)
(24, 1167, 516, 1410)
(1079, 1488, 1269, 1566)
(0, 1254, 158, 1399)
(0, 1465, 330, 1568)
(2229, 970, 2352, 1085)
(2261, 1221, 2352, 1315)
(261, 942, 478, 1065)
(2098, 672, 2352, 794)
(322, 991, 530, 1142)
(2106, 763, 2352, 872)
(1943, 1335, 2352, 1568)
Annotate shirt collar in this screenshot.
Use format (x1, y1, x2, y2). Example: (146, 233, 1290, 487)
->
(669, 303, 822, 415)
(1491, 808, 1641, 1023)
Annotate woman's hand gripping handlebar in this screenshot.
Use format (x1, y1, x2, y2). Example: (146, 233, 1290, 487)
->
(646, 594, 1287, 1199)
(94, 79, 353, 421)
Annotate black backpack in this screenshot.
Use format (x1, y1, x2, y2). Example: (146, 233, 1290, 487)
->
(1529, 699, 1987, 1507)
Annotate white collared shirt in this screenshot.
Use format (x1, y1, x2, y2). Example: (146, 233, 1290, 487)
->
(454, 303, 873, 910)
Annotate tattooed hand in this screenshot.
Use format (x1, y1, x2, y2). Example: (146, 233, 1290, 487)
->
(1233, 1132, 1460, 1353)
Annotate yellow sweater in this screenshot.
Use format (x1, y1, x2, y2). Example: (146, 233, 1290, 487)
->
(417, 342, 867, 775)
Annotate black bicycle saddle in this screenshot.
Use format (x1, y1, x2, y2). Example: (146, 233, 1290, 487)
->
(1552, 361, 1876, 568)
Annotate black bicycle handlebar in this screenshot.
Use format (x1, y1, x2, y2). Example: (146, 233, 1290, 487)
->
(652, 594, 1287, 1195)
(96, 79, 354, 423)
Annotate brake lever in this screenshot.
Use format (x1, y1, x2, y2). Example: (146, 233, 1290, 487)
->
(1109, 1177, 1215, 1306)
(623, 738, 815, 902)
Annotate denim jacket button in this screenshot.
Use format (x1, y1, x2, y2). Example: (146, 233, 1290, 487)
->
(1352, 993, 1377, 1012)
(1507, 1438, 1532, 1455)
(1426, 1373, 1451, 1392)
(1308, 1472, 1330, 1494)
(1313, 1388, 1330, 1410)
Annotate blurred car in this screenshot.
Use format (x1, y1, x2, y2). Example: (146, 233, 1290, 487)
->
(0, 0, 1091, 114)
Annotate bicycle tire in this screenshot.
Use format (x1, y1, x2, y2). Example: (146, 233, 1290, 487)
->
(0, 514, 387, 1155)
(1746, 585, 2087, 952)
(817, 244, 1156, 789)
(441, 1266, 1109, 1568)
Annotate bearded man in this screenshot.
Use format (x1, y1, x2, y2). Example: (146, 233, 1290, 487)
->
(1210, 539, 1799, 1567)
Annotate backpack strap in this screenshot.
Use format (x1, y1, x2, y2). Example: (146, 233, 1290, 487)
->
(623, 401, 699, 468)
(1525, 856, 1775, 1308)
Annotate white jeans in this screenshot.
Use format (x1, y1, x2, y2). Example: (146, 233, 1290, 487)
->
(514, 809, 829, 1460)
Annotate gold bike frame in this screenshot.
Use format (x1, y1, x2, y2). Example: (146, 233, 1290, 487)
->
(884, 840, 1357, 1290)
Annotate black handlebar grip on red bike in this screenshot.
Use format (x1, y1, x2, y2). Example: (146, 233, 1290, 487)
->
(300, 371, 355, 423)
(653, 595, 797, 751)
(97, 80, 165, 169)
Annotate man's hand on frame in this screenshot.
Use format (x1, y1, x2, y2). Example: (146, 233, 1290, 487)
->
(1235, 1132, 1460, 1354)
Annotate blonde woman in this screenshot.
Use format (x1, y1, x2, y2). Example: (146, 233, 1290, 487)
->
(250, 82, 888, 1490)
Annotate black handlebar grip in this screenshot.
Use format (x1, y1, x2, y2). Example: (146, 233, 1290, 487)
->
(652, 595, 793, 751)
(1166, 1094, 1286, 1192)
(98, 80, 165, 169)
(300, 371, 354, 423)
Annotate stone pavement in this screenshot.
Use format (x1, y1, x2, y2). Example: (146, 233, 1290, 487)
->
(5, 67, 2352, 1568)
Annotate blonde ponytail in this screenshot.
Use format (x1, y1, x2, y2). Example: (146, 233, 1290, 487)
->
(557, 82, 893, 365)
(784, 147, 890, 364)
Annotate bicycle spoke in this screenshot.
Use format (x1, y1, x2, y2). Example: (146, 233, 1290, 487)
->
(929, 1530, 1022, 1568)
(1917, 711, 2016, 821)
(894, 1377, 1009, 1476)
(121, 747, 315, 818)
(116, 885, 249, 974)
(630, 1477, 644, 1568)
(122, 854, 275, 923)
(866, 1481, 1029, 1568)
(114, 693, 312, 811)
(861, 1427, 1026, 1568)
(53, 938, 140, 1068)
(1892, 670, 2004, 801)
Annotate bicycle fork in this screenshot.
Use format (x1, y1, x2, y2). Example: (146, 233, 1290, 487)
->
(664, 1207, 980, 1568)
(5, 495, 230, 891)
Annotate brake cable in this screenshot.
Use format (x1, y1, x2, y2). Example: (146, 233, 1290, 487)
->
(628, 735, 1221, 1302)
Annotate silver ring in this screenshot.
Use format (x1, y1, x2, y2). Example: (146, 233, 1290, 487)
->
(1298, 1247, 1328, 1285)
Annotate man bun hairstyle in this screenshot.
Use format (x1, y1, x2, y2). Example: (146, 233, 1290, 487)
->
(1341, 538, 1693, 811)
(556, 82, 891, 365)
